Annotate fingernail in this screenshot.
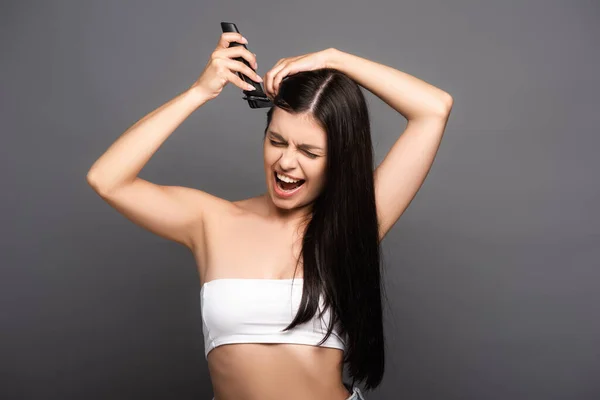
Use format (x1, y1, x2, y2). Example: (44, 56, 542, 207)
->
(242, 36, 248, 43)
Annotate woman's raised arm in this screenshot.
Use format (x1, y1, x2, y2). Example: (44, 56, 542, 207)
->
(86, 32, 262, 249)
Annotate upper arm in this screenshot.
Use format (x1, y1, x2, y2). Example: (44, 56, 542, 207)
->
(374, 112, 451, 242)
(90, 177, 218, 250)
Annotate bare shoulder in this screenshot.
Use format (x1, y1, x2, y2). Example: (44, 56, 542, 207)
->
(188, 192, 265, 264)
(188, 190, 236, 244)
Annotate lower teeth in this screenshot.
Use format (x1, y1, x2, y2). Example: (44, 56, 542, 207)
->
(277, 179, 304, 192)
(280, 183, 300, 191)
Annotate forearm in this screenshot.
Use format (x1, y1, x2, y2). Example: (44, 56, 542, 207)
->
(327, 48, 452, 120)
(86, 88, 210, 194)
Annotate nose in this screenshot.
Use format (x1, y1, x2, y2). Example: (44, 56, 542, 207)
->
(278, 147, 299, 170)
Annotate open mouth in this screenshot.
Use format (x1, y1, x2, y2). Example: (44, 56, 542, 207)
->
(274, 171, 306, 193)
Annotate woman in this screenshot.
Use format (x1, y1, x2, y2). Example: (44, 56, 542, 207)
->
(87, 32, 453, 400)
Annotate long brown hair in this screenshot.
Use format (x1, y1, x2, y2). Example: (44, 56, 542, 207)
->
(262, 68, 387, 391)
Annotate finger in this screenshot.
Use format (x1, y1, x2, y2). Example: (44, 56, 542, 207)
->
(217, 32, 247, 49)
(264, 58, 288, 98)
(267, 55, 304, 97)
(227, 70, 256, 91)
(265, 61, 288, 98)
(272, 61, 298, 96)
(272, 65, 289, 95)
(223, 57, 262, 84)
(221, 46, 258, 71)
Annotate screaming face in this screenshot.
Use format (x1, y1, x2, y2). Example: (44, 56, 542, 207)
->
(263, 108, 328, 211)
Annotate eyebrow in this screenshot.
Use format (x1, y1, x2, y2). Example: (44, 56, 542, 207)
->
(268, 131, 324, 151)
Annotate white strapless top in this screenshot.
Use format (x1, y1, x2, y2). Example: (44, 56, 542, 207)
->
(200, 278, 347, 359)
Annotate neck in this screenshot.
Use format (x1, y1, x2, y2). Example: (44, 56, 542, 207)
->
(261, 193, 313, 228)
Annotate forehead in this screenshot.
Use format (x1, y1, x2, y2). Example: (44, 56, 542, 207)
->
(268, 108, 326, 145)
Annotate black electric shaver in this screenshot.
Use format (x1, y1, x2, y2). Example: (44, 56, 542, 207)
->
(220, 22, 273, 109)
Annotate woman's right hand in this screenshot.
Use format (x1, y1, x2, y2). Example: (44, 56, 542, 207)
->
(189, 32, 263, 101)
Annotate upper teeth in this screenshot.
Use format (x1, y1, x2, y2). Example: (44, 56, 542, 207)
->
(277, 172, 301, 183)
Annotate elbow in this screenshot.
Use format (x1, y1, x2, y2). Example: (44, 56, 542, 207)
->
(86, 170, 109, 196)
(440, 92, 453, 115)
(86, 171, 132, 197)
(86, 170, 97, 187)
(424, 92, 453, 119)
(429, 93, 453, 118)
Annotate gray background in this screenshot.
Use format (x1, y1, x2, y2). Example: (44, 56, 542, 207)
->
(2, 1, 599, 399)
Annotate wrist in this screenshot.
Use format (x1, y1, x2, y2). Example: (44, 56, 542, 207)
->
(185, 86, 212, 107)
(326, 47, 346, 70)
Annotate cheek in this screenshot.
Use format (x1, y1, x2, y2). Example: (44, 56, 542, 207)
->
(314, 161, 327, 177)
(307, 165, 327, 184)
(263, 146, 276, 163)
(265, 154, 279, 169)
(316, 167, 328, 187)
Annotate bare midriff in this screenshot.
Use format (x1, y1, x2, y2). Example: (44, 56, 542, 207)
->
(207, 343, 351, 400)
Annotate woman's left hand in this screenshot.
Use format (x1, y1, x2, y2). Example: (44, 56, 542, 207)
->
(262, 48, 336, 100)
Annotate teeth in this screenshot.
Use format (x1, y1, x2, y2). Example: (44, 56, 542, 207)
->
(276, 172, 302, 183)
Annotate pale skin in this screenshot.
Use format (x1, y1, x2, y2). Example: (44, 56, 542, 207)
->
(87, 33, 452, 400)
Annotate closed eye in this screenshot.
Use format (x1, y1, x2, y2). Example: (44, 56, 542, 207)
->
(269, 140, 318, 159)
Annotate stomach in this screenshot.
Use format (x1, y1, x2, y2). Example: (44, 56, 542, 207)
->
(207, 343, 352, 400)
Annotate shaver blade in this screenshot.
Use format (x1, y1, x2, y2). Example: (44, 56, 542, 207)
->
(243, 95, 272, 101)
